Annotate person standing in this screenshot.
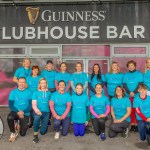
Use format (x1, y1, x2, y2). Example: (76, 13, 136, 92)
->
(123, 60, 143, 132)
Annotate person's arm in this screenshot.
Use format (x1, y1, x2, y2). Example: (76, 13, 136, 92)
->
(88, 82, 96, 93)
(8, 100, 18, 112)
(117, 107, 131, 122)
(90, 106, 99, 118)
(49, 101, 57, 118)
(83, 81, 88, 91)
(123, 83, 130, 94)
(61, 102, 71, 119)
(55, 80, 59, 90)
(70, 81, 76, 92)
(65, 81, 71, 92)
(13, 77, 18, 83)
(32, 100, 41, 115)
(135, 107, 147, 121)
(111, 106, 116, 120)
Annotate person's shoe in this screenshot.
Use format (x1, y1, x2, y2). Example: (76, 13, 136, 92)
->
(134, 126, 138, 132)
(123, 128, 129, 138)
(130, 125, 135, 132)
(100, 133, 106, 141)
(28, 123, 33, 128)
(54, 132, 60, 140)
(9, 132, 18, 142)
(33, 135, 39, 143)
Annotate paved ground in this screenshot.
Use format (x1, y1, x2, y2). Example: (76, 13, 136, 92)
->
(0, 107, 149, 150)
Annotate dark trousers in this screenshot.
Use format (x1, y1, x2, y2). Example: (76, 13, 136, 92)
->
(33, 112, 50, 135)
(92, 117, 107, 135)
(54, 116, 70, 136)
(108, 120, 130, 138)
(138, 120, 150, 141)
(7, 111, 29, 136)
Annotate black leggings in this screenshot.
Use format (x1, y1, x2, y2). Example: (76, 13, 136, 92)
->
(92, 117, 107, 135)
(7, 111, 29, 136)
(108, 120, 130, 138)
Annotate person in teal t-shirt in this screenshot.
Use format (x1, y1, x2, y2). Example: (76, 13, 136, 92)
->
(7, 77, 32, 142)
(55, 62, 71, 93)
(133, 83, 150, 143)
(32, 78, 51, 143)
(144, 58, 150, 91)
(26, 65, 41, 92)
(13, 58, 32, 85)
(123, 60, 143, 132)
(71, 62, 88, 95)
(71, 83, 89, 136)
(90, 84, 110, 141)
(88, 64, 105, 96)
(108, 86, 131, 138)
(105, 62, 124, 99)
(41, 60, 57, 92)
(50, 80, 71, 140)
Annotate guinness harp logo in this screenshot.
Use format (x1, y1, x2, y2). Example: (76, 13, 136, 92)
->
(26, 7, 40, 25)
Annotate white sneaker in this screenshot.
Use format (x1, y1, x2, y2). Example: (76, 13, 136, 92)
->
(54, 132, 60, 140)
(9, 132, 18, 142)
(123, 128, 129, 138)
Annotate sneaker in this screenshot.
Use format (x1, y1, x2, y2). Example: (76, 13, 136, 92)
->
(9, 132, 18, 142)
(123, 128, 129, 138)
(28, 123, 33, 128)
(130, 125, 135, 132)
(54, 132, 60, 140)
(100, 133, 106, 141)
(33, 135, 39, 143)
(134, 126, 138, 132)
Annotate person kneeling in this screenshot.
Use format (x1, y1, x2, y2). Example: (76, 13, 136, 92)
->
(32, 78, 51, 143)
(108, 86, 131, 138)
(7, 77, 32, 142)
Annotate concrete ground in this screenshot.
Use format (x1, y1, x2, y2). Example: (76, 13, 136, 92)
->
(0, 107, 149, 150)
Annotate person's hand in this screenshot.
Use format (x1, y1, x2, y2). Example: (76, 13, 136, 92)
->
(130, 92, 134, 97)
(113, 119, 122, 123)
(85, 121, 88, 126)
(99, 114, 106, 118)
(17, 111, 24, 118)
(56, 115, 61, 120)
(147, 118, 150, 122)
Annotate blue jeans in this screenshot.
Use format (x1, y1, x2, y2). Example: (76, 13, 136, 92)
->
(33, 112, 50, 135)
(73, 123, 85, 136)
(138, 120, 150, 141)
(53, 116, 70, 136)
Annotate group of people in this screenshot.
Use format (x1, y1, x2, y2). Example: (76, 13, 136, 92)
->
(6, 58, 150, 144)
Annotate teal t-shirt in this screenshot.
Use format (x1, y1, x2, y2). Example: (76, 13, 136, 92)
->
(9, 88, 32, 116)
(50, 91, 71, 116)
(26, 76, 41, 92)
(105, 73, 124, 96)
(88, 74, 105, 96)
(14, 67, 32, 79)
(133, 95, 150, 120)
(32, 90, 51, 112)
(123, 70, 143, 94)
(90, 95, 110, 118)
(71, 72, 88, 94)
(111, 97, 131, 122)
(41, 70, 56, 88)
(143, 70, 150, 91)
(71, 94, 89, 124)
(55, 72, 71, 87)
